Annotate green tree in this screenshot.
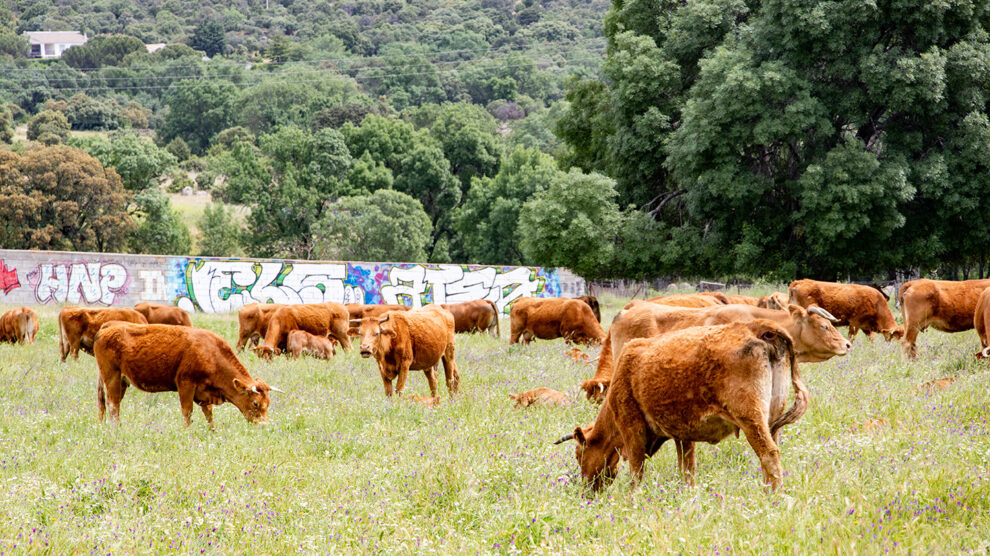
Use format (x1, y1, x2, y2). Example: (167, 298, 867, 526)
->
(0, 105, 13, 143)
(421, 102, 502, 189)
(27, 110, 70, 144)
(312, 189, 432, 262)
(393, 142, 461, 258)
(345, 151, 394, 193)
(519, 169, 621, 279)
(71, 131, 178, 191)
(129, 189, 192, 255)
(197, 202, 241, 256)
(0, 146, 134, 252)
(0, 31, 27, 58)
(455, 146, 561, 265)
(165, 137, 191, 161)
(189, 20, 226, 57)
(61, 34, 146, 69)
(159, 80, 237, 155)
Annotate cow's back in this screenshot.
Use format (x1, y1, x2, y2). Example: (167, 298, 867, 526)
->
(397, 306, 455, 370)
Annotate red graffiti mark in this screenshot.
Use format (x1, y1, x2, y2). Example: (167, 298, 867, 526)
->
(0, 260, 19, 295)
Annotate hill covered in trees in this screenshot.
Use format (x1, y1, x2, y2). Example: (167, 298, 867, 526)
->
(1, 0, 989, 283)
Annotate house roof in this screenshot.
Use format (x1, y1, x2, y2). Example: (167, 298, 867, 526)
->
(145, 43, 166, 53)
(23, 31, 88, 44)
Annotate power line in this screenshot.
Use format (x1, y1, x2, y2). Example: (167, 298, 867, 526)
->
(0, 37, 608, 73)
(1, 44, 606, 85)
(0, 54, 605, 93)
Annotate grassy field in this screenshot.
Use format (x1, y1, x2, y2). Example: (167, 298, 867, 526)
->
(0, 295, 988, 553)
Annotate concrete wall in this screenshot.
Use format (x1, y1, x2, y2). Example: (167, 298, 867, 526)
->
(0, 249, 586, 314)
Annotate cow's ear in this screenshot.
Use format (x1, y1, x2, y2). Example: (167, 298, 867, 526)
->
(381, 327, 397, 337)
(574, 426, 588, 445)
(787, 304, 806, 320)
(232, 378, 250, 393)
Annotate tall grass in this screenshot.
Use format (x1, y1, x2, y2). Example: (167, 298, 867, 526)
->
(0, 296, 987, 553)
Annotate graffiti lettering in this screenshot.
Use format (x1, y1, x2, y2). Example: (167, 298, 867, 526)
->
(33, 262, 128, 305)
(0, 260, 20, 295)
(381, 265, 545, 314)
(176, 260, 364, 313)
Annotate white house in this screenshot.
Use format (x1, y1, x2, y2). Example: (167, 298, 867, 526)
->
(24, 31, 88, 59)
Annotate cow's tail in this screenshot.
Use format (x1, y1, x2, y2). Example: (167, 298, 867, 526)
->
(58, 310, 67, 361)
(769, 333, 808, 437)
(487, 300, 500, 338)
(20, 309, 37, 344)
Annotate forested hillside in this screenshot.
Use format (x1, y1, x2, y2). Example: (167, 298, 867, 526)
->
(1, 0, 989, 282)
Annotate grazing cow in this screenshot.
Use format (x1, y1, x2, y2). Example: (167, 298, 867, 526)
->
(974, 287, 990, 360)
(581, 301, 848, 402)
(899, 278, 990, 358)
(510, 387, 571, 408)
(286, 329, 336, 360)
(356, 305, 460, 398)
(0, 307, 39, 344)
(235, 303, 284, 352)
(557, 320, 806, 491)
(509, 297, 605, 346)
(94, 322, 280, 427)
(576, 295, 602, 323)
(58, 307, 147, 361)
(645, 294, 726, 308)
(789, 279, 903, 342)
(758, 292, 789, 311)
(345, 304, 411, 336)
(134, 302, 192, 326)
(263, 303, 351, 354)
(441, 299, 500, 337)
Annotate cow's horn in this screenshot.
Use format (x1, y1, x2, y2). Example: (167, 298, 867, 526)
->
(251, 386, 259, 394)
(268, 385, 285, 393)
(598, 383, 605, 394)
(348, 319, 361, 325)
(553, 432, 575, 445)
(808, 306, 839, 322)
(379, 314, 390, 324)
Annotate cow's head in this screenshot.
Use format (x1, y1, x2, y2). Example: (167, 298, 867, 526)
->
(252, 345, 280, 360)
(555, 425, 620, 491)
(975, 346, 990, 360)
(356, 314, 395, 358)
(882, 326, 905, 342)
(580, 379, 608, 403)
(787, 304, 850, 363)
(230, 377, 281, 424)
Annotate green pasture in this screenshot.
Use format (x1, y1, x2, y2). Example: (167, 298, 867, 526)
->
(0, 295, 988, 553)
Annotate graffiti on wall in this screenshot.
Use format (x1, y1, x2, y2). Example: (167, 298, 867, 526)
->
(172, 259, 559, 314)
(28, 262, 130, 305)
(0, 260, 19, 294)
(0, 250, 576, 313)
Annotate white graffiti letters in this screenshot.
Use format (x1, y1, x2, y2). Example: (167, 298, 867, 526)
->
(381, 265, 543, 314)
(35, 262, 128, 305)
(179, 261, 362, 312)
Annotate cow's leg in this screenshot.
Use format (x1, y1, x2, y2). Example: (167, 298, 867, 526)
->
(394, 362, 412, 396)
(200, 404, 215, 430)
(509, 326, 522, 344)
(441, 345, 460, 395)
(70, 335, 82, 360)
(102, 374, 125, 423)
(177, 382, 196, 427)
(681, 440, 696, 485)
(902, 324, 920, 359)
(738, 417, 782, 490)
(97, 377, 107, 422)
(423, 367, 439, 398)
(611, 386, 648, 487)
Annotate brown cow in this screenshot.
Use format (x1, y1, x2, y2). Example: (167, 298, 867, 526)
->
(974, 287, 990, 360)
(262, 303, 351, 354)
(58, 307, 148, 361)
(576, 295, 602, 323)
(94, 322, 280, 427)
(441, 299, 500, 337)
(645, 294, 726, 308)
(134, 302, 192, 326)
(698, 291, 732, 304)
(581, 301, 848, 402)
(0, 307, 39, 344)
(235, 303, 284, 352)
(286, 329, 337, 359)
(758, 292, 790, 311)
(789, 279, 903, 342)
(510, 387, 571, 408)
(509, 297, 605, 346)
(346, 304, 411, 336)
(557, 320, 806, 491)
(356, 305, 460, 398)
(899, 278, 990, 358)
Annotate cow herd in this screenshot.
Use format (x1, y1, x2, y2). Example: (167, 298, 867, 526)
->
(1, 277, 989, 494)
